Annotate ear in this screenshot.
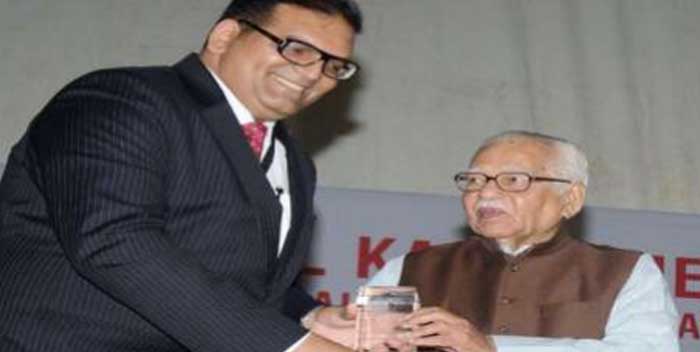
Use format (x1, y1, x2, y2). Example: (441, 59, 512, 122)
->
(561, 182, 586, 219)
(203, 19, 242, 55)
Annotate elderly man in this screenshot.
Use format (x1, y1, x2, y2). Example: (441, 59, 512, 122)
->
(369, 131, 679, 351)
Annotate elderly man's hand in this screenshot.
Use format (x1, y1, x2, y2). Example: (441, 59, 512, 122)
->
(401, 307, 496, 352)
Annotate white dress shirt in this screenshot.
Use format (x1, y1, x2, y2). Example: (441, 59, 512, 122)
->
(208, 71, 309, 351)
(368, 252, 679, 352)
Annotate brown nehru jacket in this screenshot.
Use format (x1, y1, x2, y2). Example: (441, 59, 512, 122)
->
(399, 233, 641, 339)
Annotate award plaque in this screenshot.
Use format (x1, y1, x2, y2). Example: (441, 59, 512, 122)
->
(354, 286, 420, 351)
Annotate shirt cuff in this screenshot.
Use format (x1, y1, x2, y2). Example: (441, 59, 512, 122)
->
(300, 305, 324, 329)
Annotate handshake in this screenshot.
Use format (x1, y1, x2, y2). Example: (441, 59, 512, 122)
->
(302, 286, 495, 352)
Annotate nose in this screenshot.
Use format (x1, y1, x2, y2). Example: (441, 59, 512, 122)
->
(478, 178, 502, 197)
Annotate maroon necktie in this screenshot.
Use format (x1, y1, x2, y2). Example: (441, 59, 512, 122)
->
(242, 122, 268, 159)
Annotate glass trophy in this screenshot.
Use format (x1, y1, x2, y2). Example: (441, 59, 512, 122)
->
(355, 286, 420, 351)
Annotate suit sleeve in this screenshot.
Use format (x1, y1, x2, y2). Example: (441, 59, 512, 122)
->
(30, 70, 306, 352)
(282, 278, 321, 321)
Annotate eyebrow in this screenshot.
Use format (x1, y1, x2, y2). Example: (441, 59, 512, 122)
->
(467, 164, 533, 173)
(285, 34, 353, 61)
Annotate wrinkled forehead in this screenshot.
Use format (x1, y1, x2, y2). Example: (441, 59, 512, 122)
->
(469, 139, 557, 173)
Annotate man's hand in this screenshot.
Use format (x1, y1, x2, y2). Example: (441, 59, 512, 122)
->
(401, 307, 496, 352)
(305, 305, 357, 348)
(295, 305, 422, 352)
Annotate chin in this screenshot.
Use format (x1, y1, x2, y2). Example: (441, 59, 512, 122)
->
(476, 231, 504, 239)
(257, 103, 300, 120)
(473, 225, 519, 240)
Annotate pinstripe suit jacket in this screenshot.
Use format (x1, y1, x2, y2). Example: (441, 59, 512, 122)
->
(0, 54, 319, 351)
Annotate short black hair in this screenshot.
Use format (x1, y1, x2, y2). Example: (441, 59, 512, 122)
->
(218, 0, 363, 33)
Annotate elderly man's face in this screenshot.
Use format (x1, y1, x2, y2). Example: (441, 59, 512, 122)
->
(462, 140, 570, 249)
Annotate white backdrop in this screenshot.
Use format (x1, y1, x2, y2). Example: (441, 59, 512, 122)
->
(2, 0, 700, 214)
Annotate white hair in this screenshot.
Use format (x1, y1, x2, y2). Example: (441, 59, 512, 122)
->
(473, 130, 589, 187)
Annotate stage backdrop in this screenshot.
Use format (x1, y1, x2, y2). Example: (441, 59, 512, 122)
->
(307, 187, 700, 351)
(3, 0, 700, 214)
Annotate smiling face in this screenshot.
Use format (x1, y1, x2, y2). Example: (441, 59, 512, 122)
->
(201, 4, 356, 121)
(462, 140, 573, 249)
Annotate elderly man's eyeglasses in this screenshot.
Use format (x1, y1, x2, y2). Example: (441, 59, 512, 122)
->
(238, 19, 359, 80)
(454, 172, 572, 193)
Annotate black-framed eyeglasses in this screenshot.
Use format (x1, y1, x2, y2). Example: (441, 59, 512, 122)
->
(454, 171, 572, 193)
(238, 19, 359, 80)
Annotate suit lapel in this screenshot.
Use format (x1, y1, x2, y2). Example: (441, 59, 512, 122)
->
(270, 125, 315, 283)
(174, 54, 315, 293)
(174, 54, 281, 267)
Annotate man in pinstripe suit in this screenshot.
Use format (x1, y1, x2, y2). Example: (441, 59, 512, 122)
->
(0, 1, 362, 351)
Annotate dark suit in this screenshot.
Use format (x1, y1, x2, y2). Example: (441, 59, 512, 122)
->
(0, 54, 319, 352)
